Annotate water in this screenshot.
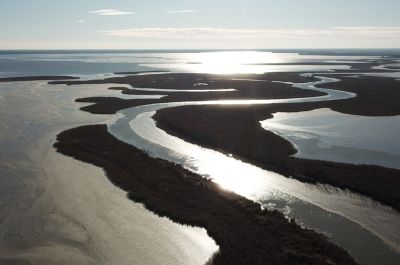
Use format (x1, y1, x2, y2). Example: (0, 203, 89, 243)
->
(261, 108, 400, 169)
(0, 81, 217, 265)
(0, 49, 388, 77)
(107, 76, 400, 265)
(1, 50, 400, 265)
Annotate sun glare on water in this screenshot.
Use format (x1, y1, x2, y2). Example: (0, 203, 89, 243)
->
(143, 51, 290, 74)
(142, 51, 352, 74)
(185, 51, 283, 74)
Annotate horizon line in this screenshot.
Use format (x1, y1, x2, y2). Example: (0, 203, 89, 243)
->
(1, 48, 400, 51)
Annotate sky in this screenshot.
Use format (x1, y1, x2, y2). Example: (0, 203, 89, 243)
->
(0, 0, 400, 49)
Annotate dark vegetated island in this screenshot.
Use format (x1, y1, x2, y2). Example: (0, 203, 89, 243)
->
(54, 124, 357, 265)
(154, 104, 400, 211)
(50, 72, 325, 114)
(50, 71, 400, 264)
(114, 70, 170, 75)
(52, 72, 400, 210)
(50, 72, 321, 86)
(152, 76, 400, 211)
(316, 75, 400, 116)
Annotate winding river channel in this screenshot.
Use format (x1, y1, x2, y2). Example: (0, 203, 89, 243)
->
(2, 50, 400, 265)
(106, 75, 400, 265)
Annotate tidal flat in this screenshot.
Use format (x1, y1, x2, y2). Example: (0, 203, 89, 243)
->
(49, 67, 400, 265)
(1, 51, 400, 265)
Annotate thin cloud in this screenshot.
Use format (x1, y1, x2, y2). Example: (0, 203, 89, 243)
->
(99, 27, 400, 40)
(333, 27, 400, 36)
(89, 9, 135, 16)
(335, 27, 400, 31)
(76, 19, 86, 23)
(166, 10, 198, 14)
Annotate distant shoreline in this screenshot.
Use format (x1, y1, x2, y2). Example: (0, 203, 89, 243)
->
(0, 76, 79, 82)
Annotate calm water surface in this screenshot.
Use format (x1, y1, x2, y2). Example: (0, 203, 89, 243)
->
(1, 50, 400, 265)
(108, 74, 400, 265)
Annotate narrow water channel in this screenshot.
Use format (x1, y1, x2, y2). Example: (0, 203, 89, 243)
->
(107, 76, 400, 265)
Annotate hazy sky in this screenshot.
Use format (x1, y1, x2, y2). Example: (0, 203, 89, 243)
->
(1, 0, 400, 49)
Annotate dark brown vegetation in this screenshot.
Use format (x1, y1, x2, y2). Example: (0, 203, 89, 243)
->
(114, 70, 170, 75)
(76, 97, 158, 114)
(51, 73, 400, 116)
(51, 72, 400, 210)
(50, 72, 320, 86)
(317, 75, 400, 116)
(50, 72, 325, 114)
(51, 72, 326, 103)
(154, 104, 400, 211)
(54, 125, 357, 265)
(49, 70, 400, 263)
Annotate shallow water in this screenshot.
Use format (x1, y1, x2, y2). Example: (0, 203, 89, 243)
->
(1, 50, 399, 264)
(261, 108, 400, 169)
(0, 50, 382, 77)
(143, 63, 352, 74)
(107, 77, 400, 265)
(129, 86, 236, 93)
(0, 81, 217, 265)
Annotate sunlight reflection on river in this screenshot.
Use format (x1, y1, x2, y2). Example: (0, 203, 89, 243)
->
(108, 74, 400, 265)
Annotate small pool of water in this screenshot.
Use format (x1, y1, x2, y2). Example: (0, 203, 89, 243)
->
(261, 108, 400, 169)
